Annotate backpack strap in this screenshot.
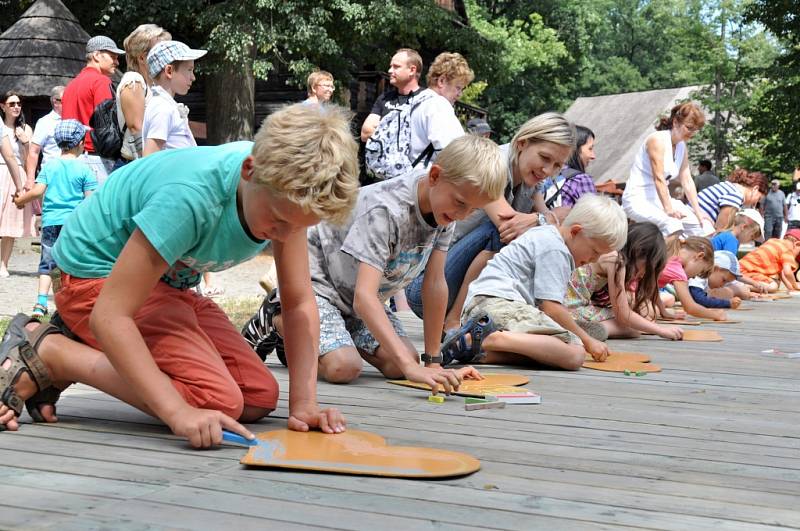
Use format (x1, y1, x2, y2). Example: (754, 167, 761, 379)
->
(411, 143, 435, 168)
(545, 168, 582, 209)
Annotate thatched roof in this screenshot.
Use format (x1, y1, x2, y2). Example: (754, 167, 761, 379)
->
(0, 0, 90, 97)
(564, 86, 701, 183)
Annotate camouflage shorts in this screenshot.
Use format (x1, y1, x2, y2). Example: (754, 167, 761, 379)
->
(316, 296, 408, 356)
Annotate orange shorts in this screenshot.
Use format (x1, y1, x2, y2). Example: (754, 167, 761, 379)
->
(54, 274, 278, 418)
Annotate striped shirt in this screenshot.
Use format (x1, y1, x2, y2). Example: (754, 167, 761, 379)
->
(739, 238, 798, 279)
(697, 182, 743, 222)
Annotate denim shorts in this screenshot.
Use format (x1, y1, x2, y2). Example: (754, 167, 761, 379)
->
(316, 295, 407, 357)
(38, 225, 62, 275)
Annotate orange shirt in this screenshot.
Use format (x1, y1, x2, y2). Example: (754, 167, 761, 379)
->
(739, 239, 798, 278)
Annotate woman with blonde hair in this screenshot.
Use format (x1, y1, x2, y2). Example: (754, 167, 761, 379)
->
(116, 24, 171, 164)
(622, 101, 707, 237)
(405, 112, 576, 331)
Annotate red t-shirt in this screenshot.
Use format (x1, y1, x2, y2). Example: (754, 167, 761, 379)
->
(61, 67, 113, 153)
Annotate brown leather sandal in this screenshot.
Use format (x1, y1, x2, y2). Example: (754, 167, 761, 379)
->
(0, 314, 61, 430)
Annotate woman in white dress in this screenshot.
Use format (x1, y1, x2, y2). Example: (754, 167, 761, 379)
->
(0, 91, 36, 277)
(622, 102, 707, 237)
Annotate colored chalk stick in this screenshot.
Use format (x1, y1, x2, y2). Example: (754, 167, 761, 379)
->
(465, 401, 507, 411)
(428, 395, 445, 404)
(464, 397, 499, 404)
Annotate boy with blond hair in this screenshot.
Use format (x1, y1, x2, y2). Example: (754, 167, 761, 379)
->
(440, 194, 628, 370)
(0, 104, 359, 446)
(243, 135, 506, 392)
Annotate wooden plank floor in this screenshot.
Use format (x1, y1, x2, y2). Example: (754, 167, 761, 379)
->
(2, 297, 799, 530)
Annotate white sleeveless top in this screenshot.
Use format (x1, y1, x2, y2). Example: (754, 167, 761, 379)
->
(116, 71, 151, 160)
(2, 125, 22, 164)
(624, 130, 685, 204)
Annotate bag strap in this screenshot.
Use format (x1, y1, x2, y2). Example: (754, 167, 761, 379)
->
(545, 168, 582, 209)
(411, 143, 435, 168)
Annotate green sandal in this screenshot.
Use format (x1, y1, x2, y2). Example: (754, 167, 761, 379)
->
(0, 314, 60, 431)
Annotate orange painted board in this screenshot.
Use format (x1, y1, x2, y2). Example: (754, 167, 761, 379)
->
(582, 351, 661, 373)
(388, 373, 530, 398)
(681, 329, 723, 342)
(656, 319, 702, 326)
(240, 429, 480, 478)
(694, 319, 741, 325)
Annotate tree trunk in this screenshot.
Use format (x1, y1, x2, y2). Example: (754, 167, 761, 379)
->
(205, 45, 256, 145)
(714, 10, 725, 172)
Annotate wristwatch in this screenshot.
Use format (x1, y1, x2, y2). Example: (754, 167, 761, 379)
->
(537, 213, 548, 226)
(421, 352, 443, 364)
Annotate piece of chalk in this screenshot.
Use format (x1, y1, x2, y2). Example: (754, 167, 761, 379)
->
(635, 371, 646, 376)
(465, 401, 507, 411)
(464, 397, 499, 404)
(624, 369, 632, 376)
(428, 395, 445, 404)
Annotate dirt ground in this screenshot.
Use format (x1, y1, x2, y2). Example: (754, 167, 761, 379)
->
(0, 238, 272, 318)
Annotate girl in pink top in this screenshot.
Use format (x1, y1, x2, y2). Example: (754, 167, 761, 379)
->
(658, 236, 725, 320)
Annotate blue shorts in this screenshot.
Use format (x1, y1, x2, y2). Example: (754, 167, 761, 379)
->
(316, 295, 407, 357)
(38, 225, 62, 275)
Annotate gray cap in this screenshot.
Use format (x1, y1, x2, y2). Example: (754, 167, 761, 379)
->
(467, 117, 492, 135)
(86, 36, 124, 55)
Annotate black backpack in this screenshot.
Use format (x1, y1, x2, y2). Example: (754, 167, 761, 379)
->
(89, 83, 126, 159)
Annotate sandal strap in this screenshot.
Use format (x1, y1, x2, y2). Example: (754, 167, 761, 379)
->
(1, 386, 24, 416)
(19, 322, 60, 391)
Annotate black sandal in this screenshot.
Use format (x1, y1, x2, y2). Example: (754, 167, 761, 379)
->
(0, 315, 61, 430)
(439, 313, 499, 366)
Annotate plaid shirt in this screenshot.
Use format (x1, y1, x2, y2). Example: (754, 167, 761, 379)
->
(561, 173, 597, 207)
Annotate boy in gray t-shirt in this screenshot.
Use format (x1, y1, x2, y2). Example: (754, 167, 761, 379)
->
(443, 194, 628, 370)
(242, 136, 507, 391)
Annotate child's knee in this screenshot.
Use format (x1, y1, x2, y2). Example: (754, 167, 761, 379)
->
(319, 348, 363, 384)
(562, 345, 586, 371)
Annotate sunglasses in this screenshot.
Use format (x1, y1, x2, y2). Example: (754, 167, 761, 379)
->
(5, 101, 21, 107)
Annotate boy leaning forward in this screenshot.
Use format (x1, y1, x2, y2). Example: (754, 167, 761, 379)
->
(0, 104, 358, 446)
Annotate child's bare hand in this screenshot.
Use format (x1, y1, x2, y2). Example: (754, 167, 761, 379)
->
(169, 406, 252, 449)
(405, 364, 461, 395)
(658, 325, 683, 340)
(584, 338, 609, 362)
(730, 297, 742, 309)
(456, 366, 484, 380)
(289, 402, 346, 434)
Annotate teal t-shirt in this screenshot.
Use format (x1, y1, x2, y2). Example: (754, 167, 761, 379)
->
(36, 158, 97, 227)
(52, 142, 267, 289)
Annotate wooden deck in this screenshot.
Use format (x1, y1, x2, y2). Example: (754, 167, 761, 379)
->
(2, 298, 799, 530)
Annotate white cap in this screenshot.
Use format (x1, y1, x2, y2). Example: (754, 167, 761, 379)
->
(147, 40, 207, 78)
(738, 208, 764, 239)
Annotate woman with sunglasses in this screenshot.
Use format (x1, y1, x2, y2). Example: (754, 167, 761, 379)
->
(622, 101, 707, 238)
(0, 91, 36, 277)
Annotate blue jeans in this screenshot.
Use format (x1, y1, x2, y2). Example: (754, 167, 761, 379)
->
(37, 224, 62, 274)
(405, 218, 502, 318)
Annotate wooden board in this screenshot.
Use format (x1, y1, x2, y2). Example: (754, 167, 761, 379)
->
(387, 373, 530, 398)
(582, 351, 661, 373)
(239, 429, 480, 478)
(656, 319, 702, 326)
(682, 329, 723, 342)
(695, 319, 741, 325)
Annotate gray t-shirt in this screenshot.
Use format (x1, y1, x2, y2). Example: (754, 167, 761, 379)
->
(695, 171, 720, 193)
(465, 224, 575, 307)
(308, 170, 454, 316)
(452, 143, 540, 242)
(763, 189, 786, 217)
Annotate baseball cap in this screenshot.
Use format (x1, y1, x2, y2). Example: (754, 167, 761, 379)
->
(713, 250, 741, 279)
(86, 36, 124, 55)
(785, 228, 800, 242)
(148, 40, 207, 79)
(466, 118, 492, 135)
(54, 119, 90, 150)
(738, 208, 764, 239)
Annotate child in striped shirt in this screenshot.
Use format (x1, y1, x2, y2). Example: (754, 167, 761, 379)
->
(739, 229, 800, 293)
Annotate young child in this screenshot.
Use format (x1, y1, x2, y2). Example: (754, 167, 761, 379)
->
(710, 209, 769, 297)
(0, 104, 357, 446)
(437, 194, 628, 371)
(658, 236, 726, 320)
(738, 229, 800, 292)
(13, 119, 97, 318)
(688, 251, 742, 309)
(566, 221, 683, 340)
(242, 135, 506, 391)
(141, 40, 220, 296)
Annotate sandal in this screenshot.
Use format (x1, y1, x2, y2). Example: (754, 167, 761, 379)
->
(26, 311, 75, 422)
(32, 303, 48, 318)
(439, 312, 499, 366)
(242, 289, 286, 365)
(0, 314, 61, 431)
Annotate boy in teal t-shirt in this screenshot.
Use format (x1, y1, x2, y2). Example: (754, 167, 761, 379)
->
(14, 119, 97, 318)
(0, 104, 359, 446)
